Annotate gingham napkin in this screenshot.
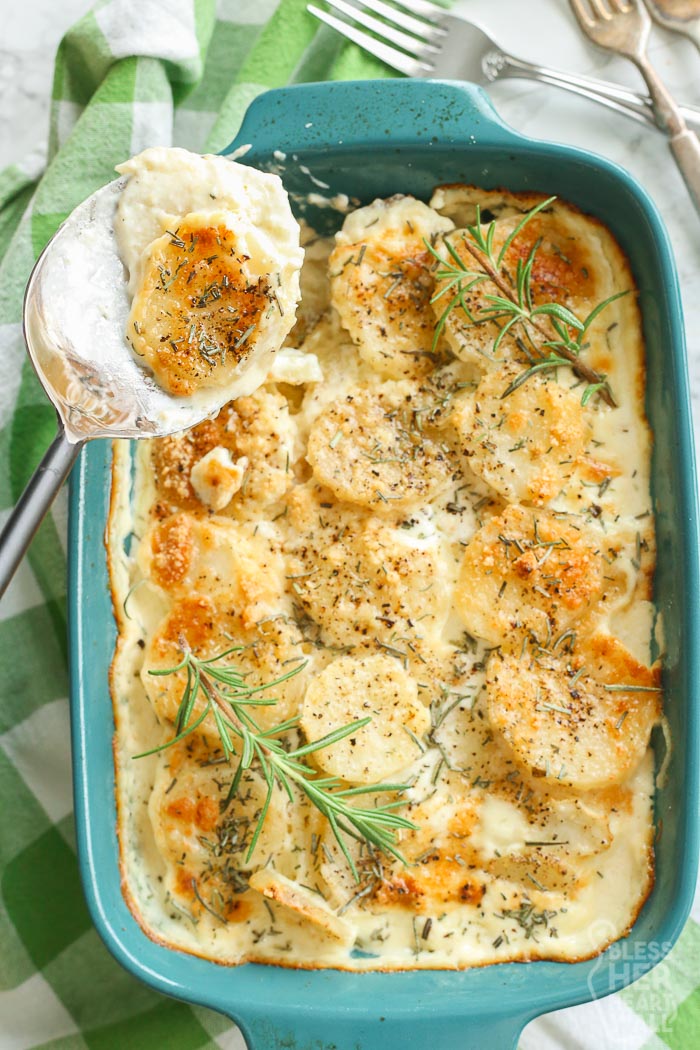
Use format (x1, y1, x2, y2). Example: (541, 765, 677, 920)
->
(0, 2, 698, 1047)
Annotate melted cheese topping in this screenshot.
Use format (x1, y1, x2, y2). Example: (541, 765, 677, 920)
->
(108, 187, 660, 971)
(115, 148, 302, 401)
(330, 196, 454, 379)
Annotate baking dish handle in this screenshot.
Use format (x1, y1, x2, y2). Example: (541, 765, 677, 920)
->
(223, 79, 524, 159)
(233, 1008, 531, 1050)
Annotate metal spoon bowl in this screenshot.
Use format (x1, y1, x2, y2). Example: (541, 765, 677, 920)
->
(0, 178, 254, 596)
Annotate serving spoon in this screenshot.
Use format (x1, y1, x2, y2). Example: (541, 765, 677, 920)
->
(0, 179, 256, 598)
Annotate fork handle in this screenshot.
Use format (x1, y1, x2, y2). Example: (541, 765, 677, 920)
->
(489, 50, 700, 134)
(635, 54, 686, 136)
(669, 130, 700, 215)
(633, 54, 700, 214)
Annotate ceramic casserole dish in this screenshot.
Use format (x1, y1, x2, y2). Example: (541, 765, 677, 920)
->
(69, 79, 700, 1050)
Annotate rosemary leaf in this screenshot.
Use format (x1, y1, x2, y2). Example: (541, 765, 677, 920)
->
(136, 643, 415, 879)
(426, 196, 626, 407)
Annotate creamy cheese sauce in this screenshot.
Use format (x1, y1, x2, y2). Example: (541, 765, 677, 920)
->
(108, 186, 660, 970)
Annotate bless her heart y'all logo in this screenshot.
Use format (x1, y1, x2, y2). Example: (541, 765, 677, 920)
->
(586, 920, 676, 1042)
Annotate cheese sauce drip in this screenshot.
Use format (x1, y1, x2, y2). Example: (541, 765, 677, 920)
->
(108, 186, 660, 970)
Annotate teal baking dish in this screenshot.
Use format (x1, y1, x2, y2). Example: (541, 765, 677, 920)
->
(69, 80, 700, 1049)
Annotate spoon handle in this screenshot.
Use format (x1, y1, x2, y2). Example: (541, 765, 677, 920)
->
(0, 425, 83, 599)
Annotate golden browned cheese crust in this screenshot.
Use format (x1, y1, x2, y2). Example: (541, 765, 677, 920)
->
(128, 221, 271, 396)
(151, 388, 295, 519)
(108, 185, 659, 972)
(455, 504, 606, 645)
(329, 196, 454, 380)
(306, 381, 456, 512)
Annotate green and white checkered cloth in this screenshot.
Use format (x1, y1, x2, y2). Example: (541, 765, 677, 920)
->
(0, 1, 698, 1047)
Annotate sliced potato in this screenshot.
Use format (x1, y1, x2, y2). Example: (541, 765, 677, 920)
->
(300, 653, 429, 783)
(455, 504, 604, 645)
(286, 509, 448, 649)
(452, 364, 591, 505)
(248, 869, 355, 946)
(431, 196, 618, 369)
(142, 601, 311, 736)
(151, 386, 297, 519)
(485, 643, 660, 791)
(330, 195, 453, 379)
(138, 513, 285, 621)
(306, 381, 455, 512)
(149, 739, 294, 920)
(126, 213, 284, 398)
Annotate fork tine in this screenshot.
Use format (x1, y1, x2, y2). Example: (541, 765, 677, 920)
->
(391, 0, 447, 18)
(322, 0, 441, 57)
(307, 4, 432, 76)
(353, 0, 447, 42)
(588, 0, 614, 18)
(569, 0, 596, 28)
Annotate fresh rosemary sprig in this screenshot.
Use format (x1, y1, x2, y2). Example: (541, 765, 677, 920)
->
(135, 639, 416, 880)
(427, 197, 627, 408)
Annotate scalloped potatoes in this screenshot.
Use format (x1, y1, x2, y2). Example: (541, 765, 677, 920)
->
(109, 185, 660, 973)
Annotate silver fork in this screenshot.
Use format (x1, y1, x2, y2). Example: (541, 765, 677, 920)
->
(570, 0, 700, 212)
(306, 0, 700, 133)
